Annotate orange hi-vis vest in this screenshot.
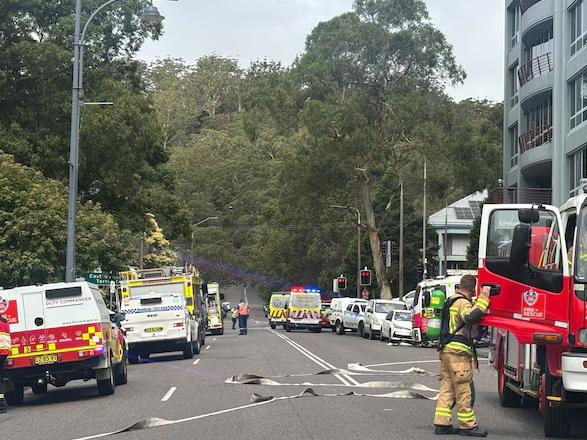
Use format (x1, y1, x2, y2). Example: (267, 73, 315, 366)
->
(239, 303, 250, 316)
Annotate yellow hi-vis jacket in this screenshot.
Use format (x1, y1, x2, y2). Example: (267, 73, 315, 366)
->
(444, 291, 490, 358)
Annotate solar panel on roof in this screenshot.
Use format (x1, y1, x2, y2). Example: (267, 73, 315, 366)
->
(454, 207, 475, 220)
(469, 201, 482, 217)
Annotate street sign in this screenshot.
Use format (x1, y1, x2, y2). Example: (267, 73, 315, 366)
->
(84, 272, 120, 287)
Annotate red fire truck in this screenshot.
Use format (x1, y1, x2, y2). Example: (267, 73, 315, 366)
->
(478, 195, 587, 437)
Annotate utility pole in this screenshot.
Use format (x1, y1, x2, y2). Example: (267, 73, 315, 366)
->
(444, 191, 449, 276)
(422, 162, 427, 281)
(356, 210, 361, 299)
(399, 180, 404, 299)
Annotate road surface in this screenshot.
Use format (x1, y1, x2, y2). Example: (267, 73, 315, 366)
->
(1, 285, 585, 440)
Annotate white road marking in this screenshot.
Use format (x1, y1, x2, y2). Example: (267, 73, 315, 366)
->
(205, 345, 211, 350)
(364, 357, 490, 368)
(161, 386, 177, 402)
(193, 359, 200, 365)
(271, 330, 359, 386)
(213, 337, 216, 342)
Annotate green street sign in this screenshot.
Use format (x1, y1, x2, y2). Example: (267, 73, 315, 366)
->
(84, 272, 120, 286)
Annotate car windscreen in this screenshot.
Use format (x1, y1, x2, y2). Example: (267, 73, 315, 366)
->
(374, 303, 395, 314)
(394, 311, 411, 321)
(290, 293, 321, 309)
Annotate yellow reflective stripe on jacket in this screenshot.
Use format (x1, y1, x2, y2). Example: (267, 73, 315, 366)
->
(476, 296, 489, 311)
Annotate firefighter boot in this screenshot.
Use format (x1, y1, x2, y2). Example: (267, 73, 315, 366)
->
(435, 425, 457, 435)
(458, 427, 487, 437)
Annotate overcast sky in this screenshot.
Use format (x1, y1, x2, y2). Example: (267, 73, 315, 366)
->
(138, 0, 504, 102)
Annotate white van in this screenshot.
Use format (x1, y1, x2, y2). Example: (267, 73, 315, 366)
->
(329, 297, 366, 332)
(1, 282, 127, 404)
(120, 292, 200, 362)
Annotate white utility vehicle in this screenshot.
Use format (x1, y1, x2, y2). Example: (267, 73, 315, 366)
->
(121, 292, 200, 363)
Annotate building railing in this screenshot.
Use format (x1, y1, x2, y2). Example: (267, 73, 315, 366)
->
(518, 123, 552, 153)
(519, 0, 541, 15)
(518, 53, 552, 86)
(491, 187, 552, 205)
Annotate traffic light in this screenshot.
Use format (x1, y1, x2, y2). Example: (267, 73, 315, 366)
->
(337, 276, 347, 290)
(360, 269, 371, 286)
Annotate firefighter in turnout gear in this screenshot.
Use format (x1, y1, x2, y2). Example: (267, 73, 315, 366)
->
(0, 296, 11, 413)
(433, 275, 490, 437)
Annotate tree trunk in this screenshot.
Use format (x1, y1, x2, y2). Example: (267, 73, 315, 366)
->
(358, 169, 392, 299)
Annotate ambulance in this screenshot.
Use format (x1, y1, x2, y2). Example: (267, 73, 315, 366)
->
(0, 282, 127, 404)
(285, 286, 322, 333)
(120, 292, 200, 362)
(205, 282, 224, 335)
(268, 293, 288, 329)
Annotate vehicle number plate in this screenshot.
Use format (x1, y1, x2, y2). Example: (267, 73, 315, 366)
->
(34, 354, 58, 365)
(424, 308, 435, 318)
(145, 327, 163, 333)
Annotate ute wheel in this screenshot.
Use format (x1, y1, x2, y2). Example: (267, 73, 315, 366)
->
(359, 323, 367, 338)
(31, 382, 48, 394)
(498, 350, 520, 407)
(5, 383, 24, 405)
(368, 326, 375, 340)
(97, 363, 116, 396)
(114, 355, 128, 386)
(542, 372, 570, 438)
(269, 321, 276, 330)
(336, 321, 345, 335)
(183, 339, 194, 359)
(194, 337, 201, 355)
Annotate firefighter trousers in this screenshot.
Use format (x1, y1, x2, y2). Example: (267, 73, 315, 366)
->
(433, 351, 477, 430)
(0, 355, 6, 412)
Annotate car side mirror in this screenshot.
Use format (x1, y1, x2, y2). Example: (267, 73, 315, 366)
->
(422, 291, 431, 308)
(510, 224, 531, 266)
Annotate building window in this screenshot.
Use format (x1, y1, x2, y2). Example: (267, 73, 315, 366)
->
(510, 124, 519, 168)
(570, 148, 587, 195)
(509, 5, 520, 48)
(509, 65, 519, 108)
(523, 26, 553, 64)
(571, 1, 587, 56)
(570, 71, 587, 129)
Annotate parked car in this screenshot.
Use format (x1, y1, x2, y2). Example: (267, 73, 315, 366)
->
(330, 297, 366, 333)
(380, 310, 413, 342)
(363, 299, 407, 340)
(335, 300, 368, 335)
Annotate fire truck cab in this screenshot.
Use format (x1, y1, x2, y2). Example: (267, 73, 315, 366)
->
(478, 195, 587, 437)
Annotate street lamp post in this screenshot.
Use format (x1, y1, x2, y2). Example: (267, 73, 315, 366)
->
(330, 205, 361, 298)
(190, 216, 219, 256)
(65, 1, 165, 281)
(443, 186, 454, 277)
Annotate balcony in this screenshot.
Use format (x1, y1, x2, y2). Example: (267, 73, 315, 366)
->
(518, 124, 552, 153)
(491, 187, 552, 205)
(518, 53, 552, 86)
(520, 0, 541, 15)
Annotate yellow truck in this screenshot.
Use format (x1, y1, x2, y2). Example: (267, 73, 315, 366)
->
(205, 282, 224, 335)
